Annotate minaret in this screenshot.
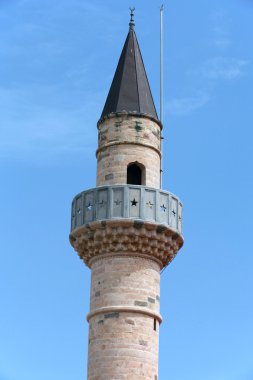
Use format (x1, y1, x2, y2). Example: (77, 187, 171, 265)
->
(70, 11, 183, 380)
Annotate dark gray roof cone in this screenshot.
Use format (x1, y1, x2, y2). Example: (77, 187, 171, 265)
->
(100, 17, 158, 121)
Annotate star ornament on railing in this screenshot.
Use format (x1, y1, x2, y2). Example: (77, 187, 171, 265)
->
(160, 204, 166, 212)
(131, 198, 138, 206)
(86, 202, 93, 211)
(99, 199, 106, 208)
(146, 201, 154, 209)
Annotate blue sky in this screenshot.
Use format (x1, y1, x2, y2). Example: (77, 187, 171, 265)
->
(0, 0, 253, 379)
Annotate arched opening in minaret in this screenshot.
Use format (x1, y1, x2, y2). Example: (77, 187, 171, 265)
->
(127, 162, 145, 185)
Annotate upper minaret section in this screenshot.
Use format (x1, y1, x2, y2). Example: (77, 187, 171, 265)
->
(100, 10, 158, 122)
(96, 11, 162, 188)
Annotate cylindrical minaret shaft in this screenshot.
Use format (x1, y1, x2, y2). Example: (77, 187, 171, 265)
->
(88, 256, 160, 379)
(88, 112, 163, 379)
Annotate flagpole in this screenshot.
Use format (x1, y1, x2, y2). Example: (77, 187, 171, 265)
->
(160, 4, 164, 125)
(160, 4, 164, 189)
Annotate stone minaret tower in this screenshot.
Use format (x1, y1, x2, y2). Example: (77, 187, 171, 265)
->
(70, 11, 183, 380)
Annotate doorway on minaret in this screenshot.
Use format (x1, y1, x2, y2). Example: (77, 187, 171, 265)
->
(127, 162, 146, 185)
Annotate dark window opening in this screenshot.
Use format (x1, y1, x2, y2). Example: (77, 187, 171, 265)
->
(154, 318, 157, 331)
(127, 162, 145, 185)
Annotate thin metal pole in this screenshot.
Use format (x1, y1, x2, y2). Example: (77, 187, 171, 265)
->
(160, 4, 164, 125)
(160, 4, 164, 189)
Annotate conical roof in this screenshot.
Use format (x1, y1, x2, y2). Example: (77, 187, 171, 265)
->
(100, 23, 158, 121)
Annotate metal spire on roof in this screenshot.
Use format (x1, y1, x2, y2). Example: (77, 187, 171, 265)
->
(129, 7, 135, 30)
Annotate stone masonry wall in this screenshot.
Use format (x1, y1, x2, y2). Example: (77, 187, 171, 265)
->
(96, 114, 161, 188)
(90, 256, 160, 314)
(88, 312, 159, 380)
(87, 256, 160, 380)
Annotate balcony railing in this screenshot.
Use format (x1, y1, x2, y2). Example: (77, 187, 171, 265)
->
(71, 185, 183, 235)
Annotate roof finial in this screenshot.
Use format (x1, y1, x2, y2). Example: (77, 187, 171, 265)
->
(129, 7, 135, 30)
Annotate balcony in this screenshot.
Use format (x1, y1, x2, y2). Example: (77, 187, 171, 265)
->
(71, 185, 183, 235)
